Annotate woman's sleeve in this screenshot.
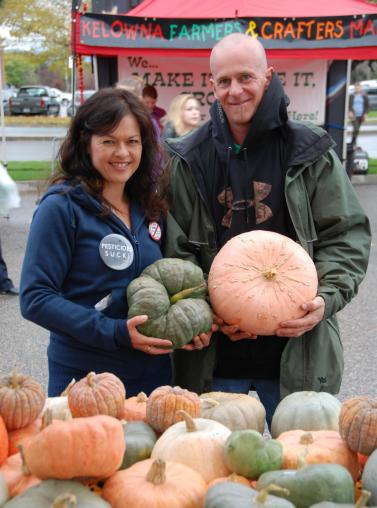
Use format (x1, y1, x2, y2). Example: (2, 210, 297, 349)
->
(19, 196, 132, 351)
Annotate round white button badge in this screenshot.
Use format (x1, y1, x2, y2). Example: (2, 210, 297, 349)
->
(149, 221, 162, 241)
(99, 234, 134, 270)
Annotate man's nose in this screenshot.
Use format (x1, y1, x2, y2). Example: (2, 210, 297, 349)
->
(228, 79, 243, 95)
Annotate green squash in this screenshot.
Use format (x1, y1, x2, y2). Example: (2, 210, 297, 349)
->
(120, 420, 157, 469)
(205, 482, 296, 508)
(256, 464, 355, 508)
(127, 258, 213, 348)
(309, 489, 375, 507)
(223, 429, 283, 479)
(2, 479, 110, 507)
(0, 473, 9, 506)
(362, 449, 377, 505)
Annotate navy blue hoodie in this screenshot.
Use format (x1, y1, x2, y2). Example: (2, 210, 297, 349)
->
(20, 182, 171, 395)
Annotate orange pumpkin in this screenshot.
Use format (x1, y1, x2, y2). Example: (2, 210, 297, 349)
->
(103, 458, 206, 508)
(23, 414, 125, 479)
(339, 397, 377, 456)
(146, 386, 200, 433)
(0, 371, 46, 430)
(207, 473, 250, 490)
(121, 392, 148, 422)
(68, 372, 126, 419)
(277, 429, 360, 481)
(208, 230, 318, 335)
(0, 451, 41, 497)
(8, 418, 42, 456)
(0, 416, 8, 465)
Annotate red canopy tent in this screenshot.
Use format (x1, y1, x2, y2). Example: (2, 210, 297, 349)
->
(73, 0, 377, 60)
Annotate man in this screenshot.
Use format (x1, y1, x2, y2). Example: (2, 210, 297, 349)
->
(164, 34, 371, 425)
(349, 82, 369, 147)
(142, 85, 166, 133)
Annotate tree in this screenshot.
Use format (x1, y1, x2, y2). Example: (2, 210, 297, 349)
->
(4, 52, 38, 87)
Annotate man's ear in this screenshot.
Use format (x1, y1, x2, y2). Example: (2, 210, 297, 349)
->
(209, 77, 218, 99)
(265, 66, 274, 89)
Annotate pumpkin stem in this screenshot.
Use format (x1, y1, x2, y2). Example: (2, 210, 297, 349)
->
(9, 368, 21, 389)
(299, 432, 314, 445)
(17, 444, 31, 476)
(169, 283, 207, 304)
(86, 372, 97, 387)
(297, 447, 309, 469)
(262, 268, 278, 281)
(136, 392, 148, 403)
(256, 484, 290, 503)
(41, 408, 53, 429)
(176, 410, 197, 432)
(146, 459, 166, 485)
(356, 490, 372, 508)
(60, 378, 76, 396)
(51, 494, 77, 508)
(200, 398, 220, 410)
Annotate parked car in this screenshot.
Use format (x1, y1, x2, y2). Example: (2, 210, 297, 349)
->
(50, 88, 72, 106)
(1, 88, 18, 116)
(9, 85, 60, 116)
(67, 89, 96, 116)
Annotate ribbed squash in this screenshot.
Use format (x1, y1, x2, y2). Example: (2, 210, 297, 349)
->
(127, 258, 213, 348)
(339, 397, 377, 456)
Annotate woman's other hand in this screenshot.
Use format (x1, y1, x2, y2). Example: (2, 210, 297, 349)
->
(127, 315, 173, 355)
(214, 315, 257, 341)
(180, 322, 219, 351)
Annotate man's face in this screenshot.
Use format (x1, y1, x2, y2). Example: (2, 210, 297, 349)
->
(142, 95, 156, 113)
(210, 44, 272, 129)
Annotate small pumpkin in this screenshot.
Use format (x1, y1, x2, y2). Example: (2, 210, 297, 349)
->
(103, 458, 207, 508)
(200, 392, 266, 433)
(121, 392, 148, 422)
(271, 391, 341, 438)
(151, 410, 231, 483)
(67, 371, 126, 419)
(120, 421, 157, 469)
(127, 258, 213, 348)
(146, 385, 200, 433)
(256, 464, 355, 508)
(339, 397, 377, 456)
(208, 230, 318, 336)
(206, 473, 251, 490)
(224, 429, 283, 480)
(0, 371, 46, 431)
(0, 416, 8, 465)
(205, 482, 296, 508)
(276, 430, 360, 481)
(41, 378, 74, 421)
(1, 479, 111, 507)
(22, 415, 125, 480)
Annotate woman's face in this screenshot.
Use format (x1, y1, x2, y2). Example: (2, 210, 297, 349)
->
(88, 113, 143, 188)
(181, 98, 201, 129)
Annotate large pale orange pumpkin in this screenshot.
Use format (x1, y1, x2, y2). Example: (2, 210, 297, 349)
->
(23, 415, 125, 479)
(8, 418, 42, 456)
(68, 372, 126, 419)
(103, 458, 206, 508)
(339, 397, 377, 456)
(0, 451, 41, 497)
(0, 416, 8, 465)
(276, 429, 360, 481)
(0, 371, 46, 430)
(208, 230, 318, 335)
(146, 386, 200, 433)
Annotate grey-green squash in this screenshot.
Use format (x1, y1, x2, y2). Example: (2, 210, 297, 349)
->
(223, 429, 283, 479)
(362, 449, 377, 505)
(1, 479, 110, 507)
(120, 420, 157, 469)
(256, 464, 355, 508)
(309, 489, 375, 507)
(205, 481, 296, 508)
(127, 258, 213, 348)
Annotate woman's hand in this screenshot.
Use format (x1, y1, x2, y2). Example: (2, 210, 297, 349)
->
(180, 323, 219, 351)
(214, 315, 257, 341)
(127, 315, 173, 355)
(276, 296, 325, 337)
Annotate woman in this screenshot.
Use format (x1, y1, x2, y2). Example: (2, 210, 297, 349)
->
(162, 94, 201, 141)
(20, 88, 179, 396)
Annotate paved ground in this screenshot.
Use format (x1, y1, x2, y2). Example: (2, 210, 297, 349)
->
(0, 183, 376, 400)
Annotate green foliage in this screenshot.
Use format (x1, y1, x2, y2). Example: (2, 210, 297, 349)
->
(4, 52, 38, 87)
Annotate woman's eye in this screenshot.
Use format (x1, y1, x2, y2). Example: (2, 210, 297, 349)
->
(103, 139, 114, 145)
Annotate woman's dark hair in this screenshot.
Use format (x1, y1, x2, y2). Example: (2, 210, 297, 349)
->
(53, 87, 170, 219)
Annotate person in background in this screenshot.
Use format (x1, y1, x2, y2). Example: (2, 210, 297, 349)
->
(161, 93, 201, 141)
(142, 85, 166, 133)
(349, 82, 369, 147)
(164, 34, 371, 427)
(116, 75, 145, 97)
(19, 88, 175, 397)
(0, 236, 18, 295)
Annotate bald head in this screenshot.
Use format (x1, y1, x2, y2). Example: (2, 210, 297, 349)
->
(210, 34, 268, 77)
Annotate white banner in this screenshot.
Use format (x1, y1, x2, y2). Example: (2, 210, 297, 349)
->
(118, 56, 327, 125)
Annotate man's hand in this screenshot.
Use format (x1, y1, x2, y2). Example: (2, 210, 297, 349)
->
(276, 296, 325, 337)
(181, 323, 219, 351)
(214, 315, 257, 342)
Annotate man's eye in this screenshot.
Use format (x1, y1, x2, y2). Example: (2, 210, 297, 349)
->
(240, 75, 252, 82)
(217, 79, 229, 88)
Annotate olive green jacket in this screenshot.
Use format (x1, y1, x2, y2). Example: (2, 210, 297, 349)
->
(164, 121, 371, 398)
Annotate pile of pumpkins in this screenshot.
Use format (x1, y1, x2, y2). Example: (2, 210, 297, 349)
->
(0, 370, 376, 507)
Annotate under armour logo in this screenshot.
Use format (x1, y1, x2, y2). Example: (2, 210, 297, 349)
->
(317, 376, 327, 384)
(218, 181, 273, 228)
